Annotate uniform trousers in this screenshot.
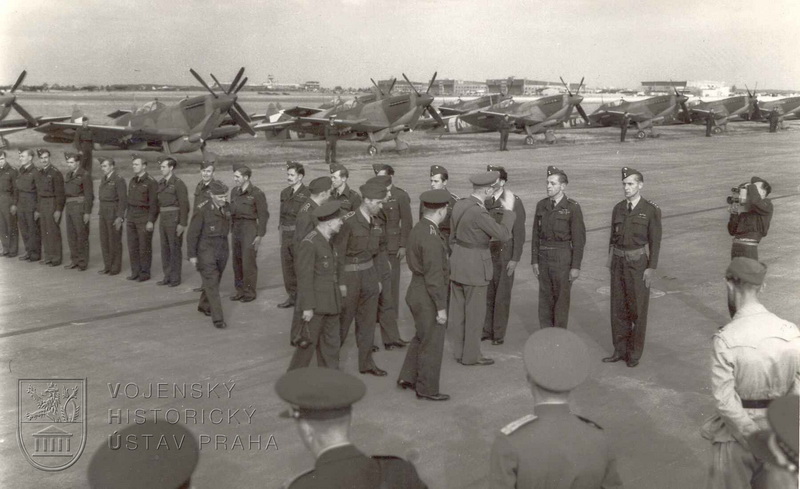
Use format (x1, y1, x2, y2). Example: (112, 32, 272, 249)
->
(197, 236, 228, 324)
(38, 197, 62, 264)
(98, 202, 123, 274)
(159, 210, 182, 285)
(609, 254, 650, 361)
(127, 213, 153, 278)
(376, 251, 402, 344)
(449, 281, 488, 364)
(232, 219, 258, 300)
(339, 265, 379, 372)
(483, 241, 516, 339)
(17, 192, 40, 260)
(731, 241, 758, 260)
(78, 143, 93, 176)
(64, 201, 89, 269)
(287, 313, 341, 370)
(399, 275, 446, 395)
(280, 230, 297, 298)
(0, 194, 18, 255)
(706, 439, 788, 489)
(535, 247, 573, 329)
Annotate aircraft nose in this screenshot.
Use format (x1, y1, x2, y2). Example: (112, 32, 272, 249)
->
(572, 95, 584, 105)
(215, 95, 235, 112)
(418, 94, 434, 107)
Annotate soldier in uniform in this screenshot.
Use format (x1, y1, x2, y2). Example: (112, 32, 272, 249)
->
(701, 258, 800, 489)
(276, 367, 427, 489)
(62, 153, 93, 271)
(191, 159, 219, 291)
(706, 110, 715, 137)
(0, 151, 19, 257)
(187, 181, 231, 329)
(482, 165, 526, 345)
(288, 201, 346, 370)
(97, 158, 126, 275)
(155, 157, 190, 287)
(419, 165, 458, 252)
(489, 328, 623, 489)
(372, 164, 412, 350)
(397, 189, 451, 401)
(748, 395, 799, 486)
(329, 163, 361, 212)
(530, 166, 586, 329)
(333, 183, 388, 377)
(72, 117, 94, 175)
(229, 165, 269, 303)
(14, 149, 41, 261)
(768, 108, 780, 133)
(499, 114, 512, 151)
(603, 167, 661, 368)
(279, 161, 311, 309)
(35, 149, 65, 266)
(87, 421, 199, 489)
(125, 156, 158, 282)
(727, 176, 772, 261)
(449, 171, 515, 366)
(324, 116, 338, 164)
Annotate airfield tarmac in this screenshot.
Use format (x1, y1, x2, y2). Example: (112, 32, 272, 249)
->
(1, 93, 799, 488)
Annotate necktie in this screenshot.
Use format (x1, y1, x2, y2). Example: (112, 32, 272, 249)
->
(627, 202, 633, 214)
(551, 199, 556, 208)
(289, 187, 294, 198)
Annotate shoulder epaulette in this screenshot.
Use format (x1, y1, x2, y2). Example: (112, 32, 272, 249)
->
(575, 415, 603, 430)
(567, 198, 580, 206)
(343, 211, 356, 220)
(429, 224, 438, 235)
(300, 201, 312, 212)
(197, 200, 209, 209)
(450, 192, 459, 199)
(500, 414, 537, 435)
(645, 199, 659, 209)
(281, 468, 314, 489)
(303, 230, 318, 242)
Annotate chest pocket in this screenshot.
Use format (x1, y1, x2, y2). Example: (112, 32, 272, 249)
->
(350, 224, 371, 251)
(631, 216, 649, 234)
(553, 213, 571, 238)
(384, 201, 400, 224)
(612, 214, 625, 236)
(370, 225, 383, 250)
(315, 253, 336, 282)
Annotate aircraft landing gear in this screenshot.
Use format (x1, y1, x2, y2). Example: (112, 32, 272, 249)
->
(635, 130, 647, 140)
(367, 145, 378, 156)
(712, 126, 723, 135)
(524, 136, 535, 145)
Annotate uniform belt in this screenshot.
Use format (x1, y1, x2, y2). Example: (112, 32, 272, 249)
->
(233, 217, 256, 221)
(612, 246, 646, 259)
(741, 399, 772, 409)
(343, 259, 373, 272)
(280, 224, 296, 232)
(159, 205, 179, 211)
(100, 199, 119, 203)
(453, 238, 489, 250)
(733, 237, 759, 245)
(539, 240, 571, 249)
(65, 196, 85, 203)
(39, 195, 56, 199)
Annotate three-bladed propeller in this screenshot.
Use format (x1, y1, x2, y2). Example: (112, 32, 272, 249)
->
(370, 78, 395, 99)
(745, 83, 762, 120)
(1, 71, 38, 126)
(670, 82, 691, 123)
(401, 72, 444, 126)
(559, 76, 589, 123)
(189, 67, 254, 135)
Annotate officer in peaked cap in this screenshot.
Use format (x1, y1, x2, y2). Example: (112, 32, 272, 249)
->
(277, 368, 427, 488)
(748, 394, 799, 481)
(489, 328, 622, 489)
(87, 421, 199, 489)
(421, 165, 458, 248)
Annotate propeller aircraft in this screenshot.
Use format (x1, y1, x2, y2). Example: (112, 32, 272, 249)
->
(437, 93, 510, 116)
(588, 85, 689, 141)
(0, 71, 72, 147)
(749, 95, 800, 128)
(685, 86, 759, 134)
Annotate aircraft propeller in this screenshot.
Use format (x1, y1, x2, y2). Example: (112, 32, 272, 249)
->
(746, 83, 762, 120)
(559, 76, 589, 123)
(189, 67, 254, 135)
(402, 72, 444, 126)
(672, 85, 691, 123)
(1, 71, 38, 126)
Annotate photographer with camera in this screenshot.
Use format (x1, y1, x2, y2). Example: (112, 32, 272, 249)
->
(727, 176, 773, 261)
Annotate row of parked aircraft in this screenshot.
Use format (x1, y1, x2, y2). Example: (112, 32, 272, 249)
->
(1, 69, 798, 156)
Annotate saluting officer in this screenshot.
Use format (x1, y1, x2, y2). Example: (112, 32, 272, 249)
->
(333, 183, 388, 377)
(278, 161, 311, 309)
(35, 149, 65, 266)
(155, 157, 189, 287)
(288, 201, 346, 370)
(397, 189, 451, 401)
(0, 151, 19, 257)
(187, 180, 231, 329)
(419, 165, 458, 252)
(603, 167, 661, 368)
(329, 163, 361, 212)
(62, 153, 93, 271)
(483, 165, 526, 345)
(97, 158, 126, 275)
(14, 149, 41, 261)
(531, 166, 586, 329)
(276, 368, 428, 489)
(125, 156, 158, 282)
(490, 328, 623, 489)
(72, 118, 94, 175)
(229, 165, 269, 302)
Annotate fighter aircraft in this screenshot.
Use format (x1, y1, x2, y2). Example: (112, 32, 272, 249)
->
(0, 71, 72, 146)
(426, 78, 589, 145)
(254, 73, 444, 155)
(749, 95, 800, 127)
(588, 85, 689, 141)
(685, 86, 759, 133)
(35, 68, 255, 154)
(437, 93, 510, 116)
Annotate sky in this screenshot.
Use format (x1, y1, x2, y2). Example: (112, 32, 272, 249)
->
(1, 0, 799, 90)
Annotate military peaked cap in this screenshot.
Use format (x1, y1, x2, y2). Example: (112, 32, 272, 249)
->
(276, 367, 366, 420)
(313, 201, 344, 222)
(420, 189, 451, 209)
(726, 257, 767, 285)
(366, 175, 391, 188)
(208, 180, 228, 195)
(470, 170, 500, 187)
(308, 176, 332, 194)
(360, 183, 387, 200)
(524, 328, 589, 392)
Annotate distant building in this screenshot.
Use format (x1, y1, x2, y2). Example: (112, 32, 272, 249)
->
(640, 80, 730, 97)
(377, 79, 427, 95)
(303, 81, 320, 91)
(485, 77, 570, 96)
(431, 79, 487, 96)
(262, 75, 301, 91)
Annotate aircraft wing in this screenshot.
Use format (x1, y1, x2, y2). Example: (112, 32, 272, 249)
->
(253, 120, 297, 131)
(0, 126, 28, 136)
(438, 107, 468, 116)
(297, 117, 384, 132)
(282, 106, 326, 118)
(107, 109, 133, 119)
(37, 122, 185, 143)
(472, 110, 546, 127)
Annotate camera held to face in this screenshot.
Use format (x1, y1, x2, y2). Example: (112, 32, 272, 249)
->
(727, 183, 750, 213)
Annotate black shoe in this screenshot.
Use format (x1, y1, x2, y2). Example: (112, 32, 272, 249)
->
(137, 276, 150, 282)
(126, 275, 139, 281)
(459, 357, 495, 366)
(6, 253, 17, 258)
(18, 254, 30, 261)
(49, 262, 61, 267)
(397, 380, 415, 390)
(41, 260, 52, 265)
(168, 282, 181, 287)
(77, 267, 87, 271)
(602, 354, 626, 363)
(156, 280, 169, 286)
(481, 335, 491, 341)
(214, 321, 228, 329)
(98, 269, 109, 274)
(197, 307, 212, 317)
(239, 296, 255, 303)
(360, 368, 387, 377)
(492, 339, 504, 345)
(108, 271, 120, 276)
(416, 392, 450, 401)
(384, 342, 408, 350)
(277, 298, 295, 308)
(64, 263, 78, 269)
(193, 287, 203, 292)
(371, 345, 380, 353)
(229, 294, 244, 301)
(626, 359, 639, 368)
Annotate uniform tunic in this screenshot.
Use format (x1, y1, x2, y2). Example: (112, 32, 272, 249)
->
(608, 197, 661, 362)
(290, 199, 321, 344)
(448, 196, 515, 364)
(36, 165, 65, 264)
(15, 163, 40, 259)
(483, 190, 526, 341)
(331, 185, 361, 213)
(98, 171, 127, 274)
(156, 175, 190, 285)
(279, 183, 310, 299)
(287, 228, 341, 370)
(531, 195, 586, 329)
(727, 184, 773, 260)
(376, 185, 412, 345)
(126, 173, 158, 279)
(398, 218, 449, 396)
(72, 126, 94, 174)
(193, 178, 219, 213)
(418, 191, 458, 250)
(489, 403, 622, 489)
(63, 167, 94, 269)
(230, 183, 269, 300)
(701, 304, 800, 489)
(187, 200, 231, 324)
(0, 164, 19, 256)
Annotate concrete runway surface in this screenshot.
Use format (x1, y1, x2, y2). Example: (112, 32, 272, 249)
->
(1, 116, 798, 488)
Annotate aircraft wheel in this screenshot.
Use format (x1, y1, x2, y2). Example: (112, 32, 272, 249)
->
(635, 131, 647, 140)
(367, 145, 378, 156)
(712, 126, 723, 135)
(524, 136, 535, 145)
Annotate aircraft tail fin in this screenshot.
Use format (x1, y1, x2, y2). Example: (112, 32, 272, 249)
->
(71, 106, 86, 123)
(266, 103, 278, 118)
